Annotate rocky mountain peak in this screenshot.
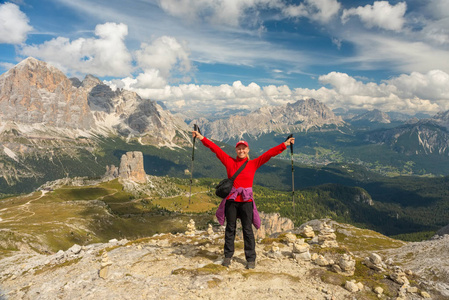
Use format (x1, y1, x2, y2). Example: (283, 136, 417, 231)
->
(192, 98, 344, 140)
(351, 109, 391, 124)
(0, 57, 191, 146)
(81, 74, 103, 90)
(0, 57, 94, 129)
(432, 110, 449, 130)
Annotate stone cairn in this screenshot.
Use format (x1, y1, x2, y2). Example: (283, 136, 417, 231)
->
(185, 219, 196, 235)
(317, 222, 338, 248)
(99, 251, 112, 279)
(364, 253, 386, 272)
(207, 224, 214, 236)
(292, 239, 311, 261)
(284, 232, 297, 244)
(266, 242, 283, 259)
(362, 252, 430, 298)
(332, 254, 356, 276)
(390, 266, 410, 286)
(299, 225, 315, 238)
(313, 254, 330, 267)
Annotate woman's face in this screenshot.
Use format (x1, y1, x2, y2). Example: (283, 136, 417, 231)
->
(236, 145, 249, 159)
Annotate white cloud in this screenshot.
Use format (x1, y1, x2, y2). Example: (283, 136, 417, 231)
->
(0, 61, 15, 71)
(418, 0, 449, 45)
(425, 0, 449, 20)
(282, 0, 341, 24)
(314, 71, 447, 113)
(107, 69, 449, 116)
(108, 35, 192, 90)
(386, 70, 449, 101)
(0, 3, 33, 44)
(339, 33, 449, 74)
(341, 1, 407, 31)
(20, 22, 132, 77)
(157, 0, 282, 27)
(135, 36, 191, 79)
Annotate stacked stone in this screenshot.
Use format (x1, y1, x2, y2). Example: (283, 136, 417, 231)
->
(300, 225, 315, 238)
(313, 254, 330, 267)
(99, 251, 112, 279)
(292, 239, 311, 261)
(390, 266, 410, 286)
(207, 224, 214, 236)
(284, 232, 297, 243)
(317, 223, 338, 248)
(185, 219, 196, 235)
(267, 242, 283, 259)
(364, 253, 386, 272)
(331, 254, 356, 276)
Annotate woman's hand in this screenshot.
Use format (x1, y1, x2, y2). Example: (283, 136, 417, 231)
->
(192, 131, 204, 141)
(284, 137, 295, 147)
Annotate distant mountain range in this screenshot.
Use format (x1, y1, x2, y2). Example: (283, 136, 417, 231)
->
(3, 57, 449, 195)
(366, 112, 449, 156)
(191, 98, 345, 140)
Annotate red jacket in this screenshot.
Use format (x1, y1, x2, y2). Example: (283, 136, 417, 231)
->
(201, 137, 287, 202)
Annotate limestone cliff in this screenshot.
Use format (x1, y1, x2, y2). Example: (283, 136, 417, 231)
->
(0, 57, 93, 129)
(119, 151, 146, 183)
(0, 57, 191, 145)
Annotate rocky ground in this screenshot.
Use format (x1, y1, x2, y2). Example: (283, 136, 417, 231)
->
(381, 234, 449, 298)
(0, 220, 447, 300)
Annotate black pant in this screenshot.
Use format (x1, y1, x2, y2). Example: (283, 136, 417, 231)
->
(224, 200, 256, 262)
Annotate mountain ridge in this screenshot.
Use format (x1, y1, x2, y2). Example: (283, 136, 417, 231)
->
(191, 98, 345, 140)
(0, 57, 191, 146)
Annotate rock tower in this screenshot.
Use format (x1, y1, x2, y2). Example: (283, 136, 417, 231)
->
(118, 151, 146, 183)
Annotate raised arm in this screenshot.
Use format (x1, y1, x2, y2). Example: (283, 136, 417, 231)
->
(253, 137, 295, 169)
(192, 131, 232, 166)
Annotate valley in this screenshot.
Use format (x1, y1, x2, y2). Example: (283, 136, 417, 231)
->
(1, 57, 449, 248)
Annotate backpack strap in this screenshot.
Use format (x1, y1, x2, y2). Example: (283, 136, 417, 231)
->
(230, 160, 248, 181)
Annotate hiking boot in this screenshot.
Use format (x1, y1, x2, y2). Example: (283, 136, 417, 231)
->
(246, 261, 256, 269)
(222, 257, 232, 267)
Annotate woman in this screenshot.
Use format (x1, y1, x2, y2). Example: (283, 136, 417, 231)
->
(192, 130, 294, 269)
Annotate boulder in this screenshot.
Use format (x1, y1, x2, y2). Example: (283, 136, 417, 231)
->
(364, 253, 386, 272)
(345, 281, 359, 292)
(255, 213, 294, 239)
(373, 286, 384, 295)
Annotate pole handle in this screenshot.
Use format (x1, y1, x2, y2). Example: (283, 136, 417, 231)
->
(192, 124, 201, 161)
(285, 134, 293, 153)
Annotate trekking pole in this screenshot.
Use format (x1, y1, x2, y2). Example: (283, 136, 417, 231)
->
(189, 124, 201, 205)
(285, 134, 295, 214)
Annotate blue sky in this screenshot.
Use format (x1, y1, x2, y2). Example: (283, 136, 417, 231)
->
(0, 0, 448, 116)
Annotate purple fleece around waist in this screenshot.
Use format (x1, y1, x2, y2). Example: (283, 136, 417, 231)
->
(215, 187, 261, 229)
